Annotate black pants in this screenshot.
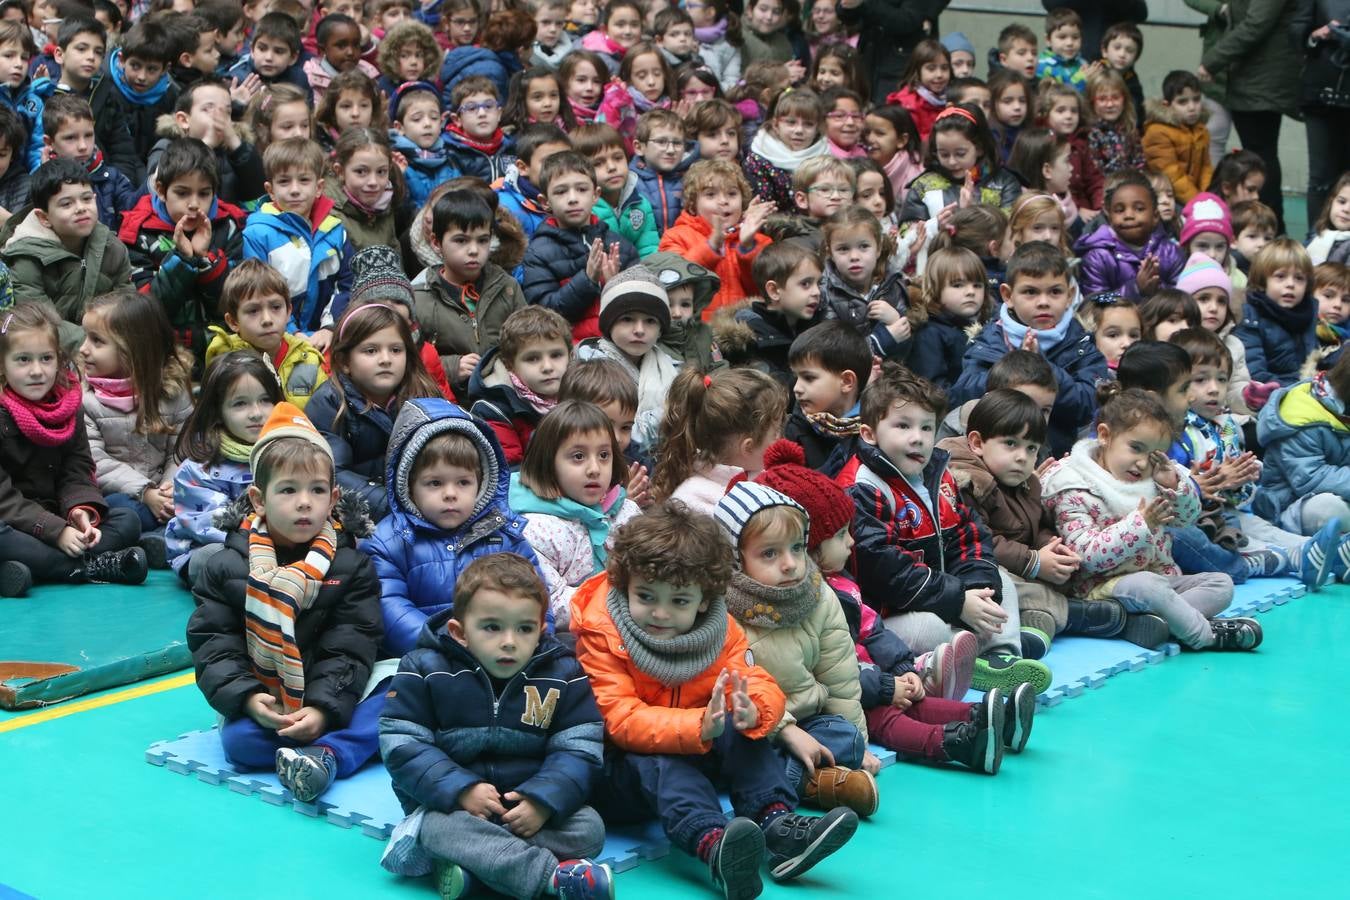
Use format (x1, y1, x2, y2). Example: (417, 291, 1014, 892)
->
(1230, 110, 1285, 234)
(1304, 110, 1350, 235)
(0, 507, 141, 582)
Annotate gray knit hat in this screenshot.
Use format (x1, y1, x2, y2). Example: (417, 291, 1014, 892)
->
(714, 482, 807, 551)
(598, 265, 671, 337)
(350, 246, 415, 313)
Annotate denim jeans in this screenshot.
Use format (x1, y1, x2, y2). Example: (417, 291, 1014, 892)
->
(1168, 524, 1248, 584)
(779, 713, 865, 794)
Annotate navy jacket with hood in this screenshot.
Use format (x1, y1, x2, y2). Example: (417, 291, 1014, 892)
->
(305, 375, 400, 521)
(629, 151, 693, 234)
(1234, 290, 1320, 388)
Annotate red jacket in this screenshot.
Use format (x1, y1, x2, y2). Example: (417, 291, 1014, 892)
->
(888, 85, 945, 144)
(657, 210, 771, 322)
(1068, 130, 1104, 211)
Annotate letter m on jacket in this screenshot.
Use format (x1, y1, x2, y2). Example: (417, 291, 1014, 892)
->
(521, 685, 561, 728)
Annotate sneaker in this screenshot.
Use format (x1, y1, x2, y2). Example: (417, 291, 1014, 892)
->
(1243, 548, 1288, 578)
(1019, 626, 1051, 661)
(941, 688, 1002, 774)
(1209, 616, 1263, 651)
(0, 560, 31, 597)
(803, 766, 878, 817)
(971, 651, 1051, 695)
(1303, 518, 1340, 590)
(1002, 682, 1036, 753)
(1019, 609, 1056, 639)
(553, 859, 614, 900)
(708, 817, 765, 900)
(1121, 613, 1171, 650)
(139, 533, 168, 570)
(762, 808, 858, 882)
(275, 745, 337, 803)
(1064, 599, 1126, 637)
(921, 630, 978, 699)
(434, 861, 473, 900)
(81, 547, 148, 586)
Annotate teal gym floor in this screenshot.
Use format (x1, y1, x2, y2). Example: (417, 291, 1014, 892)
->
(2, 581, 1346, 900)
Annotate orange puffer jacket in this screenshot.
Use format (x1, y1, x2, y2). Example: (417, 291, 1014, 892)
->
(657, 210, 772, 323)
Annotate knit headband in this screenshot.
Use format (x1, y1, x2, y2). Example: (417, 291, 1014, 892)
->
(337, 303, 395, 342)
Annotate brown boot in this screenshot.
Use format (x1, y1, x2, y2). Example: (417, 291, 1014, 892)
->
(803, 766, 878, 818)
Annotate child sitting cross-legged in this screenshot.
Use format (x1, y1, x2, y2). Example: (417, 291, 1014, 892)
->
(187, 402, 384, 804)
(714, 241, 823, 388)
(572, 500, 860, 899)
(782, 321, 869, 476)
(377, 553, 613, 900)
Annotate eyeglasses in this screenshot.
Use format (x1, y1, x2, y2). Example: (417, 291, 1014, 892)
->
(826, 111, 864, 122)
(807, 185, 854, 198)
(458, 100, 500, 114)
(645, 137, 683, 148)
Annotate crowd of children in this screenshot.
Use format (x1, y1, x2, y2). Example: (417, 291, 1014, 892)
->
(2, 0, 1348, 897)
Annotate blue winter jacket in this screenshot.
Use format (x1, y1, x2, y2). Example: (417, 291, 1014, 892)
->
(242, 195, 354, 332)
(494, 167, 548, 240)
(304, 374, 397, 522)
(951, 316, 1107, 458)
(362, 397, 543, 657)
(438, 45, 517, 107)
(0, 77, 45, 172)
(165, 459, 252, 574)
(1254, 378, 1350, 522)
(1233, 290, 1319, 388)
(390, 132, 460, 208)
(443, 127, 512, 183)
(226, 55, 313, 103)
(89, 156, 138, 229)
(379, 609, 603, 817)
(629, 152, 692, 234)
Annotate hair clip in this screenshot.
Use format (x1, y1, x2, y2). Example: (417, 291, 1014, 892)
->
(0, 313, 11, 334)
(1090, 291, 1124, 305)
(336, 303, 395, 343)
(703, 374, 713, 387)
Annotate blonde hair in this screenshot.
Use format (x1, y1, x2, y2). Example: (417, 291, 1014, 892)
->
(740, 504, 807, 549)
(83, 290, 192, 435)
(683, 158, 751, 209)
(918, 246, 992, 322)
(1004, 192, 1071, 256)
(247, 83, 311, 155)
(1086, 67, 1136, 133)
(263, 137, 327, 181)
(0, 302, 72, 393)
(1249, 237, 1314, 292)
(792, 155, 855, 194)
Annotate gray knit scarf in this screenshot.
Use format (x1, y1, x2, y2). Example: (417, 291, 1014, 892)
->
(606, 587, 729, 687)
(724, 563, 822, 630)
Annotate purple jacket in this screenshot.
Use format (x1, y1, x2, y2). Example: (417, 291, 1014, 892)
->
(1074, 223, 1185, 299)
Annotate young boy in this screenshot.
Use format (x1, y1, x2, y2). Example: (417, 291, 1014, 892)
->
(362, 397, 541, 656)
(839, 362, 1052, 693)
(166, 12, 222, 89)
(1035, 7, 1092, 93)
(789, 156, 857, 250)
(653, 7, 697, 68)
(41, 93, 136, 229)
(1101, 22, 1145, 119)
(521, 149, 638, 341)
(186, 403, 383, 804)
(940, 31, 976, 78)
(0, 21, 43, 172)
(1235, 238, 1319, 391)
(242, 137, 354, 348)
(119, 137, 248, 369)
(572, 501, 859, 899)
(938, 348, 1058, 443)
(644, 248, 722, 370)
(198, 0, 249, 74)
(148, 78, 266, 207)
(782, 321, 869, 475)
(574, 122, 659, 256)
(378, 553, 611, 899)
(414, 190, 526, 396)
(389, 81, 457, 208)
(226, 12, 312, 101)
(952, 241, 1107, 457)
(659, 158, 773, 319)
(1143, 70, 1212, 205)
(715, 239, 820, 385)
(1, 157, 131, 351)
(557, 356, 652, 496)
(493, 121, 570, 240)
(630, 107, 692, 233)
(52, 17, 106, 98)
(444, 75, 510, 182)
(948, 76, 992, 121)
(89, 17, 181, 186)
(529, 0, 574, 70)
(0, 104, 28, 223)
(1231, 199, 1277, 275)
(687, 98, 741, 163)
(996, 23, 1037, 79)
(1314, 261, 1350, 354)
(468, 305, 573, 465)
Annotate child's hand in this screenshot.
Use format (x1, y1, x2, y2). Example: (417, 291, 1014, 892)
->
(1020, 328, 1039, 354)
(777, 723, 834, 778)
(895, 671, 925, 708)
(68, 507, 100, 546)
(627, 461, 653, 508)
(738, 198, 774, 245)
(1150, 451, 1180, 490)
(935, 201, 958, 234)
(867, 299, 900, 326)
(701, 668, 729, 742)
(707, 215, 727, 253)
(230, 73, 263, 106)
(310, 328, 334, 354)
(457, 353, 481, 381)
(1037, 537, 1079, 585)
(584, 237, 605, 282)
(599, 242, 622, 284)
(56, 525, 91, 557)
(958, 175, 975, 209)
(277, 705, 328, 742)
(1221, 452, 1261, 487)
(1136, 254, 1161, 295)
(861, 750, 882, 774)
(172, 214, 197, 258)
(1138, 495, 1177, 531)
(1194, 464, 1228, 499)
(728, 669, 758, 731)
(960, 588, 1006, 639)
(189, 214, 214, 256)
(458, 782, 507, 819)
(501, 792, 549, 838)
(244, 692, 295, 730)
(143, 483, 175, 522)
(391, 149, 410, 172)
(785, 58, 807, 84)
(214, 108, 242, 151)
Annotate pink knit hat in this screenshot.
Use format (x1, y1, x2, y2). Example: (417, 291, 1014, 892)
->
(1179, 192, 1234, 245)
(1175, 251, 1232, 298)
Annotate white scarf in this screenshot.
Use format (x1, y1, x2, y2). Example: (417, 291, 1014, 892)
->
(749, 128, 830, 172)
(587, 339, 677, 446)
(1307, 229, 1350, 265)
(1040, 438, 1192, 519)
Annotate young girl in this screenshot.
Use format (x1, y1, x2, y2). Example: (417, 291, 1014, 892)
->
(738, 0, 806, 71)
(579, 0, 643, 72)
(508, 400, 640, 629)
(0, 303, 148, 597)
(850, 158, 900, 247)
(326, 128, 405, 258)
(1040, 384, 1260, 651)
(907, 246, 990, 389)
(821, 86, 865, 159)
(1208, 149, 1266, 208)
(374, 19, 443, 101)
(675, 63, 725, 105)
(1147, 171, 1179, 239)
(886, 38, 949, 143)
(1076, 171, 1184, 298)
(818, 207, 917, 360)
(503, 66, 577, 133)
(687, 0, 741, 91)
(1079, 292, 1141, 370)
(79, 290, 194, 560)
(1308, 171, 1350, 265)
(305, 303, 442, 521)
(245, 83, 313, 181)
(314, 69, 384, 153)
(810, 43, 865, 99)
(899, 105, 1023, 225)
(1139, 288, 1201, 342)
(862, 104, 922, 201)
(744, 87, 828, 212)
(559, 49, 608, 126)
(1086, 68, 1144, 175)
(1002, 192, 1072, 258)
(925, 204, 1009, 303)
(597, 40, 673, 146)
(1037, 79, 1103, 217)
(439, 0, 483, 48)
(1007, 128, 1078, 231)
(805, 0, 856, 59)
(1234, 238, 1320, 390)
(726, 59, 790, 147)
(987, 68, 1029, 166)
(652, 366, 786, 512)
(166, 352, 281, 582)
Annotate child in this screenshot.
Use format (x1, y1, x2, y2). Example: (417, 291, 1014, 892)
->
(1007, 128, 1079, 230)
(493, 121, 570, 240)
(509, 399, 641, 628)
(575, 266, 676, 445)
(652, 7, 697, 69)
(325, 128, 403, 260)
(948, 76, 992, 121)
(467, 305, 573, 466)
(388, 82, 457, 210)
(205, 259, 327, 409)
(504, 67, 577, 135)
(1142, 70, 1211, 205)
(574, 122, 659, 256)
(739, 0, 807, 71)
(987, 69, 1029, 166)
(850, 158, 903, 249)
(713, 239, 821, 386)
(1231, 198, 1276, 275)
(245, 83, 313, 168)
(79, 289, 194, 557)
(363, 397, 541, 656)
(862, 105, 922, 203)
(1148, 171, 1180, 239)
(907, 246, 990, 391)
(744, 88, 828, 213)
(520, 149, 639, 341)
(809, 43, 864, 98)
(227, 12, 311, 100)
(689, 0, 740, 91)
(91, 18, 181, 186)
(713, 480, 879, 815)
(313, 69, 384, 153)
(306, 303, 443, 520)
(557, 357, 654, 494)
(378, 553, 611, 899)
(1075, 170, 1185, 298)
(817, 206, 913, 360)
(1002, 192, 1073, 258)
(413, 189, 525, 397)
(166, 352, 281, 581)
(820, 86, 864, 159)
(1180, 191, 1244, 292)
(840, 362, 1051, 691)
(1176, 251, 1253, 412)
(149, 79, 266, 208)
(242, 139, 355, 347)
(42, 93, 135, 229)
(597, 40, 673, 148)
(559, 49, 607, 126)
(1139, 288, 1201, 343)
(641, 248, 721, 371)
(444, 75, 510, 182)
(788, 155, 858, 240)
(1100, 21, 1145, 117)
(898, 106, 1023, 225)
(1235, 238, 1319, 393)
(0, 21, 43, 174)
(572, 501, 858, 899)
(687, 97, 742, 164)
(996, 22, 1038, 79)
(1040, 384, 1261, 650)
(1080, 291, 1142, 371)
(578, 0, 642, 73)
(1308, 171, 1350, 266)
(303, 14, 379, 106)
(630, 107, 692, 233)
(167, 11, 223, 89)
(953, 241, 1106, 457)
(1313, 261, 1350, 361)
(0, 301, 147, 597)
(1086, 67, 1144, 176)
(886, 39, 949, 144)
(186, 402, 384, 804)
(1037, 79, 1103, 216)
(530, 0, 573, 70)
(1035, 7, 1091, 92)
(941, 31, 976, 77)
(1, 158, 131, 353)
(782, 321, 869, 475)
(52, 19, 123, 175)
(374, 19, 441, 100)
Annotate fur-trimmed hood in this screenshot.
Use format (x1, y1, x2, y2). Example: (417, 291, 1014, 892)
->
(1143, 98, 1209, 130)
(409, 197, 526, 273)
(156, 111, 253, 145)
(211, 489, 375, 539)
(710, 299, 758, 358)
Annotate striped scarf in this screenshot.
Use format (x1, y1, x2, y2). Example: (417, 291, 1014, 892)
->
(244, 515, 338, 712)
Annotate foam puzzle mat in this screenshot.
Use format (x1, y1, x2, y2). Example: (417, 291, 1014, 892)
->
(144, 576, 1305, 874)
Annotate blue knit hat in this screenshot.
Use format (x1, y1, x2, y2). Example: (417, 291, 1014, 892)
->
(941, 31, 976, 58)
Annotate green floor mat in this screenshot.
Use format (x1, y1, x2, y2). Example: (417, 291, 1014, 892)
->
(0, 572, 194, 709)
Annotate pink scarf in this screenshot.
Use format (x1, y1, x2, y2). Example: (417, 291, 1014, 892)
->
(508, 371, 558, 415)
(87, 375, 137, 413)
(1, 381, 82, 447)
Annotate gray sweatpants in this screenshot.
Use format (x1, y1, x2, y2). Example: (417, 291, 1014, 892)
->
(883, 569, 1020, 656)
(1111, 572, 1233, 649)
(418, 806, 606, 898)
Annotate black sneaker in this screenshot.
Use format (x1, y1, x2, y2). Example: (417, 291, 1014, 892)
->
(139, 534, 168, 570)
(1065, 599, 1126, 637)
(276, 746, 337, 802)
(762, 808, 857, 882)
(708, 817, 764, 900)
(82, 547, 148, 585)
(1209, 616, 1263, 651)
(1019, 625, 1051, 660)
(943, 687, 1003, 774)
(0, 560, 31, 597)
(1122, 613, 1171, 650)
(1003, 682, 1036, 754)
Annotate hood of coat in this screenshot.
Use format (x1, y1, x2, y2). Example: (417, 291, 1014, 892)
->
(642, 250, 719, 317)
(1143, 97, 1209, 130)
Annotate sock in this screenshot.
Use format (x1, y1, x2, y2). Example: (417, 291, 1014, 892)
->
(696, 828, 724, 863)
(757, 802, 791, 829)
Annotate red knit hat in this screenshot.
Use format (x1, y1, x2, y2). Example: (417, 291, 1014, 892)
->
(754, 439, 853, 551)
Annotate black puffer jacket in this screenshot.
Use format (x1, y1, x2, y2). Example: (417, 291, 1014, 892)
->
(711, 299, 822, 389)
(520, 217, 638, 340)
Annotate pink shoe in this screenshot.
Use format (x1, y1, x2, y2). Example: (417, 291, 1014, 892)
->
(922, 631, 978, 699)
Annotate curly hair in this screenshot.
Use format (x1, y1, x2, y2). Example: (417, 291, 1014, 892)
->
(606, 499, 735, 598)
